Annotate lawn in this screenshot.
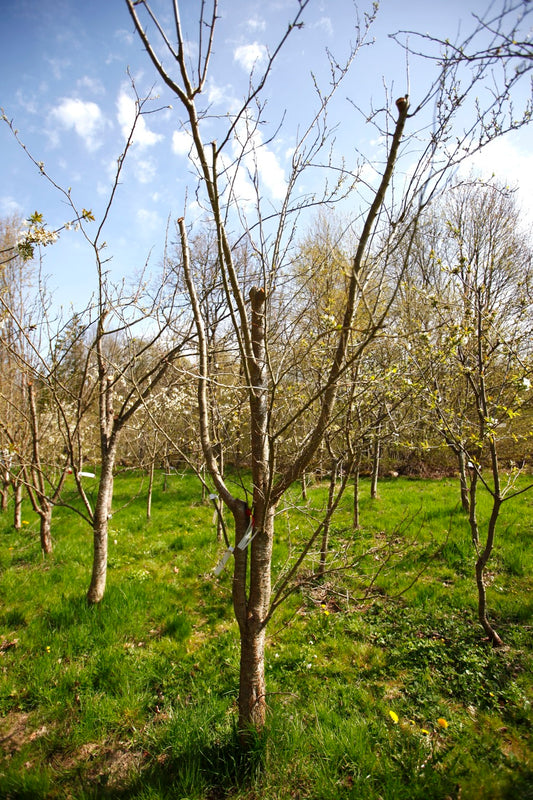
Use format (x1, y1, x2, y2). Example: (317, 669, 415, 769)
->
(0, 470, 531, 799)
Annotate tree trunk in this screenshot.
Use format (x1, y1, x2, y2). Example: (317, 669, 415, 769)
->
(234, 502, 275, 736)
(39, 502, 53, 555)
(370, 432, 381, 500)
(458, 450, 470, 512)
(469, 470, 480, 546)
(217, 449, 224, 541)
(238, 623, 267, 733)
(475, 554, 503, 647)
(475, 495, 503, 646)
(319, 459, 338, 576)
(200, 462, 207, 502)
(87, 443, 116, 605)
(353, 463, 360, 531)
(1, 474, 9, 512)
(13, 481, 22, 530)
(216, 497, 224, 542)
(301, 472, 308, 500)
(235, 286, 273, 737)
(147, 459, 155, 520)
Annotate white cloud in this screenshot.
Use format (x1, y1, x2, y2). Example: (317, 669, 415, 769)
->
(234, 42, 267, 72)
(105, 157, 120, 183)
(207, 79, 238, 109)
(214, 116, 287, 208)
(359, 161, 380, 186)
(285, 146, 296, 161)
(136, 208, 160, 230)
(134, 157, 157, 184)
(49, 98, 105, 151)
(77, 75, 105, 96)
(172, 129, 193, 157)
(460, 136, 533, 222)
(219, 153, 257, 208)
(116, 90, 163, 149)
(172, 107, 285, 207)
(233, 116, 287, 202)
(255, 146, 287, 201)
(102, 151, 157, 187)
(246, 17, 266, 33)
(313, 17, 333, 36)
(0, 196, 23, 216)
(115, 28, 134, 46)
(58, 157, 81, 182)
(46, 56, 71, 80)
(16, 89, 38, 114)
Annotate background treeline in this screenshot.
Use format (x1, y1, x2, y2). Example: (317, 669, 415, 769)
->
(2, 178, 531, 495)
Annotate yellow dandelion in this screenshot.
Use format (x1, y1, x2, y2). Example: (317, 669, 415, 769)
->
(437, 718, 448, 729)
(421, 728, 430, 735)
(388, 710, 399, 724)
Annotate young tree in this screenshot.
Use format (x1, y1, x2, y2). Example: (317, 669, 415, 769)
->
(126, 0, 533, 735)
(2, 90, 194, 602)
(403, 180, 533, 644)
(0, 215, 71, 548)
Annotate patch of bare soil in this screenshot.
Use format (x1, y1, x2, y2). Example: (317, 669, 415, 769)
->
(0, 711, 49, 757)
(57, 741, 145, 791)
(1, 713, 144, 793)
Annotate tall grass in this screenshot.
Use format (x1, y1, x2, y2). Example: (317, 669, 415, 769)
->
(0, 471, 531, 798)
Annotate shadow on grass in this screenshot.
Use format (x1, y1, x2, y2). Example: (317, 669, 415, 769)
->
(106, 725, 266, 800)
(0, 713, 265, 800)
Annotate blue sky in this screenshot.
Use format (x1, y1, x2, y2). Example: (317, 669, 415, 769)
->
(1, 0, 532, 312)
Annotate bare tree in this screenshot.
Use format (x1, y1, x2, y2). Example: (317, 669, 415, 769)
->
(400, 180, 533, 644)
(2, 88, 194, 602)
(126, 0, 532, 736)
(0, 215, 71, 548)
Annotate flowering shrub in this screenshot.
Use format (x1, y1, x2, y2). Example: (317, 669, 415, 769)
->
(15, 209, 94, 261)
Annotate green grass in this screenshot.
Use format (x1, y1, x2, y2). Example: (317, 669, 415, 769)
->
(0, 471, 531, 799)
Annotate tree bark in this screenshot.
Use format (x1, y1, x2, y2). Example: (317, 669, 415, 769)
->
(319, 459, 338, 576)
(87, 442, 116, 605)
(1, 474, 9, 512)
(476, 550, 503, 647)
(39, 501, 53, 555)
(458, 450, 470, 513)
(147, 459, 155, 520)
(353, 462, 360, 531)
(13, 481, 22, 530)
(216, 449, 224, 541)
(234, 502, 275, 735)
(301, 472, 308, 500)
(475, 451, 504, 647)
(469, 470, 480, 547)
(370, 431, 381, 500)
(238, 624, 267, 732)
(475, 505, 504, 647)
